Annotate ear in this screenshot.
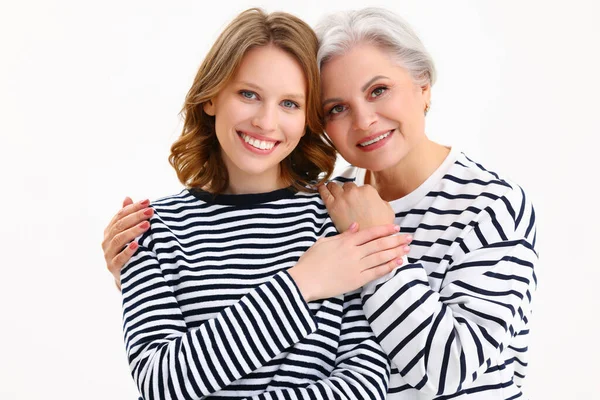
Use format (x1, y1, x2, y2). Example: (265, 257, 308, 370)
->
(421, 83, 431, 106)
(203, 99, 216, 116)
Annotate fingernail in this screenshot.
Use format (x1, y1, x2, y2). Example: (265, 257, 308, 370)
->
(403, 246, 410, 253)
(394, 225, 400, 232)
(396, 258, 404, 265)
(140, 221, 150, 229)
(405, 235, 413, 243)
(143, 209, 153, 216)
(349, 222, 358, 231)
(140, 199, 150, 206)
(129, 242, 138, 250)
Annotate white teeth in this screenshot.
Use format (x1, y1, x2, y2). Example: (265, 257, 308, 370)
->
(359, 131, 392, 147)
(240, 133, 276, 150)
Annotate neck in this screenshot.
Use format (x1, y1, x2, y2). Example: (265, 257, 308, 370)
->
(224, 166, 287, 195)
(366, 139, 450, 202)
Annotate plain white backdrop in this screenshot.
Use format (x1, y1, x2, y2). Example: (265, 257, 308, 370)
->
(1, 0, 599, 398)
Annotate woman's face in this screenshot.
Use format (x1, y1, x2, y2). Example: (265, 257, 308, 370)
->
(204, 44, 307, 189)
(320, 43, 431, 172)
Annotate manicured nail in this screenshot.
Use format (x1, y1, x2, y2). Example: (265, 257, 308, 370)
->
(349, 222, 358, 231)
(394, 225, 400, 232)
(140, 221, 150, 229)
(396, 258, 404, 265)
(140, 199, 150, 206)
(128, 242, 138, 250)
(405, 235, 413, 243)
(403, 246, 410, 253)
(143, 209, 153, 216)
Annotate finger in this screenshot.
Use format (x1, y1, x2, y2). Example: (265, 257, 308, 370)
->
(359, 234, 409, 258)
(107, 198, 149, 229)
(122, 196, 134, 208)
(348, 224, 400, 246)
(109, 241, 139, 275)
(360, 246, 408, 270)
(360, 258, 401, 284)
(342, 182, 358, 192)
(108, 207, 153, 242)
(104, 221, 150, 259)
(318, 184, 335, 207)
(326, 181, 344, 199)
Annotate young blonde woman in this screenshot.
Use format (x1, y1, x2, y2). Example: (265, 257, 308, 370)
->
(113, 8, 416, 400)
(106, 7, 537, 400)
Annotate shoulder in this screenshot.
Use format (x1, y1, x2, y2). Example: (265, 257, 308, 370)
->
(449, 153, 536, 242)
(330, 164, 362, 184)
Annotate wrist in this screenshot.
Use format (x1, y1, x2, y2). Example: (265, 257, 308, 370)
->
(288, 265, 315, 302)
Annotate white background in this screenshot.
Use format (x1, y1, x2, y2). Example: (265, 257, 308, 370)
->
(1, 0, 599, 398)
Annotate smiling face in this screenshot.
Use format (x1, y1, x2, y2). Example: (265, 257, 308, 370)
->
(204, 44, 307, 193)
(321, 43, 431, 172)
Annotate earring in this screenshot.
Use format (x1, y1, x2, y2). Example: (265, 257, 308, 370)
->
(424, 103, 431, 116)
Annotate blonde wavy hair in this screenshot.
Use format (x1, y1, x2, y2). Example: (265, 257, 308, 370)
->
(169, 8, 336, 194)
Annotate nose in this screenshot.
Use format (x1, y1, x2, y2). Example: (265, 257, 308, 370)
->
(352, 103, 377, 131)
(252, 103, 278, 132)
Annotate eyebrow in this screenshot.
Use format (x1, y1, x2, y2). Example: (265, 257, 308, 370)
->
(322, 75, 390, 107)
(238, 81, 305, 100)
(361, 75, 389, 92)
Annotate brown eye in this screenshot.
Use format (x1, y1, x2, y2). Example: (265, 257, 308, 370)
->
(370, 86, 387, 98)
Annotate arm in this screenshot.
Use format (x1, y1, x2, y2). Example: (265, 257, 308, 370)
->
(123, 218, 407, 399)
(246, 291, 390, 400)
(122, 238, 319, 400)
(361, 188, 537, 395)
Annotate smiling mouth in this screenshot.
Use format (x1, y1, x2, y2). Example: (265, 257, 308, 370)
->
(358, 130, 393, 147)
(238, 131, 279, 150)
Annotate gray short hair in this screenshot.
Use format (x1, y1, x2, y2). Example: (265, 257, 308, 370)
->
(315, 7, 436, 87)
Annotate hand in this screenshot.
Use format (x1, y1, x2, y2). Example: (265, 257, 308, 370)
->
(318, 182, 395, 232)
(288, 223, 411, 302)
(102, 197, 153, 289)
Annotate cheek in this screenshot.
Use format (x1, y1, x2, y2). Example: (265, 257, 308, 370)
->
(283, 113, 307, 141)
(324, 120, 349, 148)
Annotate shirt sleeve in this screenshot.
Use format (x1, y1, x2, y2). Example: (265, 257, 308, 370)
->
(361, 186, 538, 396)
(244, 291, 391, 400)
(121, 235, 319, 400)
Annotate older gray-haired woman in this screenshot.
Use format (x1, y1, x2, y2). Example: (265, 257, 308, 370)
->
(317, 7, 537, 399)
(102, 7, 537, 400)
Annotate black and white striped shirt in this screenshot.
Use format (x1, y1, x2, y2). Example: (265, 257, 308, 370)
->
(335, 147, 538, 399)
(121, 188, 390, 400)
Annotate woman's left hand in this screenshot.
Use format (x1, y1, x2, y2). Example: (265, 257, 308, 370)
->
(319, 182, 397, 233)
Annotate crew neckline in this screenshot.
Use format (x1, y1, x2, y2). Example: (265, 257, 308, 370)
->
(354, 146, 459, 210)
(188, 186, 298, 205)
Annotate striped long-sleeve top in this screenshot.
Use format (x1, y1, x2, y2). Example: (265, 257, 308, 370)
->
(120, 188, 390, 400)
(335, 147, 538, 399)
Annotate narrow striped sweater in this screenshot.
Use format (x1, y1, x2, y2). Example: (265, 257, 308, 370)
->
(121, 188, 390, 400)
(335, 147, 538, 399)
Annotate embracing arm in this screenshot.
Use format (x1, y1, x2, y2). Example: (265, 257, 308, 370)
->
(123, 217, 406, 399)
(122, 239, 319, 400)
(361, 187, 537, 395)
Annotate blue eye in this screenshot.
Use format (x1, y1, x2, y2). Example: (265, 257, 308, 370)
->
(281, 100, 299, 109)
(240, 90, 257, 100)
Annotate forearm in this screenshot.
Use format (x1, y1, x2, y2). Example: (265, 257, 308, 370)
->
(123, 250, 318, 400)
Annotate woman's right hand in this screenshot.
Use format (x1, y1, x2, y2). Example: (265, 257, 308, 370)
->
(288, 223, 410, 302)
(102, 197, 153, 289)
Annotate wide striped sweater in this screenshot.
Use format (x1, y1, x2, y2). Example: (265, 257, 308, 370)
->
(121, 188, 390, 400)
(335, 147, 538, 399)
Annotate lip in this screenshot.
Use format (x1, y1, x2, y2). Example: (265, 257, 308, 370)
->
(237, 130, 280, 155)
(356, 129, 394, 152)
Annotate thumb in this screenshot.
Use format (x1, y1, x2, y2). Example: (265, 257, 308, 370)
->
(122, 196, 133, 208)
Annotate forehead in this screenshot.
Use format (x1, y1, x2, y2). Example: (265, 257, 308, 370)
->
(233, 45, 307, 91)
(320, 44, 398, 90)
